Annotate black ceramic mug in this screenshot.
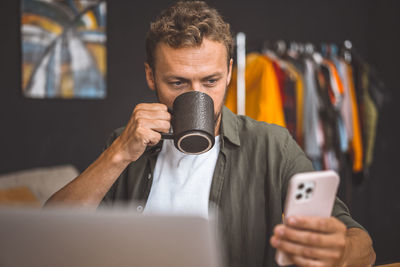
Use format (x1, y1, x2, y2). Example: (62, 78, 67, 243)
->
(161, 91, 215, 154)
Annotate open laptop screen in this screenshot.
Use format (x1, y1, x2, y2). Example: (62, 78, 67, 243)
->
(0, 208, 222, 267)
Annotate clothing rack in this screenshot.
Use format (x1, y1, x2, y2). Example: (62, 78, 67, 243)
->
(231, 33, 386, 208)
(236, 32, 246, 116)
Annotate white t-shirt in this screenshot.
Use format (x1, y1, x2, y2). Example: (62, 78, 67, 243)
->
(143, 136, 220, 218)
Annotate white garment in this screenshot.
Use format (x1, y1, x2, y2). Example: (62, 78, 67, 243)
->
(143, 136, 220, 218)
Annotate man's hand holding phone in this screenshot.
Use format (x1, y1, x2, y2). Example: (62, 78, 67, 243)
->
(270, 216, 347, 267)
(271, 170, 345, 266)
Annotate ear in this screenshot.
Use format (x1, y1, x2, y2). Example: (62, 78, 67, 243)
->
(227, 58, 233, 86)
(144, 62, 156, 91)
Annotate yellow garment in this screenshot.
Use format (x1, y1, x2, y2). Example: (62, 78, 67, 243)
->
(226, 53, 286, 127)
(347, 64, 363, 172)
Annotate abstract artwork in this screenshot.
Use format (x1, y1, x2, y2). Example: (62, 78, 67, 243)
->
(21, 0, 107, 99)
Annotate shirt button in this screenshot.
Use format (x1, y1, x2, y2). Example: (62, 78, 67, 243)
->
(137, 205, 143, 212)
(147, 173, 152, 179)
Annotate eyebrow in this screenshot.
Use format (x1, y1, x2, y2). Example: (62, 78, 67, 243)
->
(164, 72, 223, 81)
(164, 76, 189, 82)
(201, 73, 223, 81)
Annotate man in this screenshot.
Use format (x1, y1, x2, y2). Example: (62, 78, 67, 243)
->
(46, 1, 376, 266)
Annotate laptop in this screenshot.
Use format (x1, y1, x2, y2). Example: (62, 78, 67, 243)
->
(0, 207, 223, 267)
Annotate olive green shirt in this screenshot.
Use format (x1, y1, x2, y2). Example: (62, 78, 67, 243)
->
(101, 106, 364, 267)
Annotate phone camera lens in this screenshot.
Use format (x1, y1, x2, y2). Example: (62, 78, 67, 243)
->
(296, 194, 303, 200)
(306, 187, 313, 194)
(298, 183, 304, 190)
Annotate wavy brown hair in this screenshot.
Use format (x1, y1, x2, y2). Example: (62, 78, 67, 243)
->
(145, 1, 233, 69)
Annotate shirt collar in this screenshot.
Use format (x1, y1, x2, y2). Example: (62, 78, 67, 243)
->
(220, 106, 241, 147)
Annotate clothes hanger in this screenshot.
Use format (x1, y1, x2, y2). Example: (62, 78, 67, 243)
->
(340, 40, 353, 63)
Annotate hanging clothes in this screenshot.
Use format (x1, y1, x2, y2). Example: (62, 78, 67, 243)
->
(303, 59, 322, 160)
(347, 64, 364, 173)
(227, 40, 385, 178)
(226, 53, 286, 127)
(315, 63, 343, 172)
(275, 62, 297, 139)
(360, 65, 379, 168)
(285, 62, 305, 146)
(269, 52, 298, 138)
(338, 59, 354, 143)
(322, 59, 349, 154)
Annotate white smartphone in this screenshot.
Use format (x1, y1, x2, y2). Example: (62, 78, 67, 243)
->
(275, 170, 340, 266)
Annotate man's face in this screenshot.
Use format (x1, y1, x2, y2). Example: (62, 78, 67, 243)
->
(144, 38, 233, 135)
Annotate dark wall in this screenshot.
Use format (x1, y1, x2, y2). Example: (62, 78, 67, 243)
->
(358, 1, 400, 263)
(0, 0, 399, 264)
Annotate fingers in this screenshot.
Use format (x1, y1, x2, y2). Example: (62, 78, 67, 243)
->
(273, 224, 346, 248)
(134, 103, 168, 112)
(271, 235, 343, 262)
(135, 127, 162, 146)
(135, 118, 170, 133)
(289, 255, 326, 267)
(133, 107, 171, 121)
(117, 103, 171, 161)
(271, 217, 347, 267)
(286, 216, 347, 234)
(130, 103, 171, 134)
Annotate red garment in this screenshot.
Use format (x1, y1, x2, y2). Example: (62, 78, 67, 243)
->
(272, 61, 286, 104)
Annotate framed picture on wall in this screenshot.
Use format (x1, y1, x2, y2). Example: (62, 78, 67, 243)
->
(21, 0, 107, 99)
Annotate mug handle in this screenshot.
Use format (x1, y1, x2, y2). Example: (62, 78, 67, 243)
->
(161, 133, 174, 140)
(161, 107, 174, 140)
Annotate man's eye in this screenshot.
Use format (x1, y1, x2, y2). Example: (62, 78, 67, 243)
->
(206, 79, 218, 86)
(170, 81, 184, 87)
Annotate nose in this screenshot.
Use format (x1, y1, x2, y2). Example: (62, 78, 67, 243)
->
(188, 82, 202, 92)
